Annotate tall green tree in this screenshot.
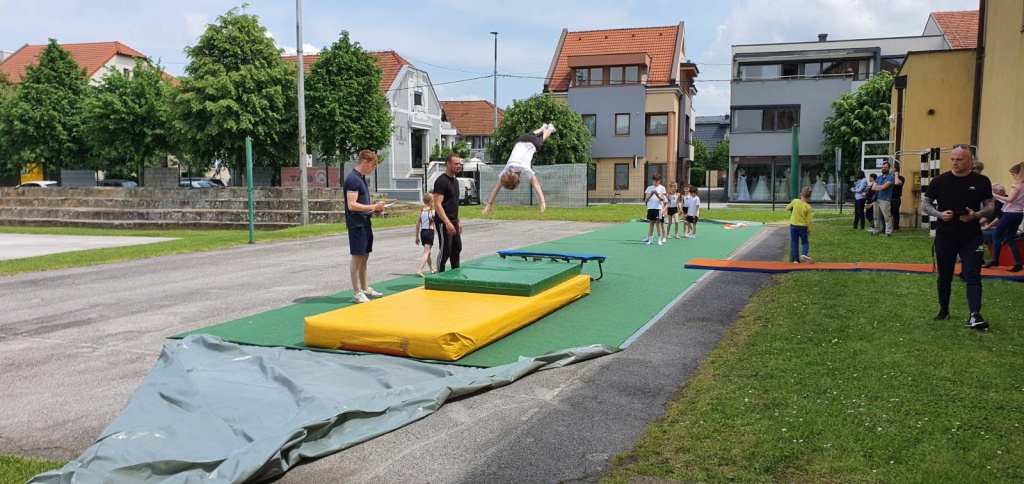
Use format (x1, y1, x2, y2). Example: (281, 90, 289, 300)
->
(305, 31, 392, 178)
(175, 6, 297, 185)
(0, 39, 91, 180)
(692, 139, 710, 168)
(709, 139, 730, 171)
(487, 94, 591, 166)
(821, 71, 894, 175)
(81, 60, 176, 182)
(431, 139, 471, 161)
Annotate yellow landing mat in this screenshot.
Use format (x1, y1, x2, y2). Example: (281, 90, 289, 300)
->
(305, 275, 591, 361)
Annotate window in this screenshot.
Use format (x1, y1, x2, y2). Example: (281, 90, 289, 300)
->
(575, 68, 589, 86)
(615, 113, 630, 136)
(614, 163, 629, 190)
(646, 114, 668, 135)
(731, 106, 800, 133)
(589, 68, 603, 85)
(609, 67, 623, 85)
(625, 66, 639, 83)
(645, 163, 667, 184)
(582, 114, 597, 136)
(414, 91, 423, 106)
(781, 62, 799, 77)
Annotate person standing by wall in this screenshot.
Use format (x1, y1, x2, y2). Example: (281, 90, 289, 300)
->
(851, 170, 868, 230)
(871, 161, 896, 236)
(344, 150, 387, 304)
(433, 153, 463, 272)
(921, 145, 995, 329)
(891, 166, 905, 231)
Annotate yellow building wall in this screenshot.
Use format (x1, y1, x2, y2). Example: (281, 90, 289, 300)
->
(891, 49, 975, 227)
(645, 92, 678, 113)
(591, 157, 650, 200)
(977, 0, 1024, 186)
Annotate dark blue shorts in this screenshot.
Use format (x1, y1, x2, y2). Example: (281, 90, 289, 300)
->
(647, 208, 663, 221)
(349, 225, 373, 255)
(420, 228, 435, 246)
(667, 207, 679, 216)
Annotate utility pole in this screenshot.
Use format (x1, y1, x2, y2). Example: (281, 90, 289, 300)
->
(296, 0, 309, 225)
(490, 31, 498, 130)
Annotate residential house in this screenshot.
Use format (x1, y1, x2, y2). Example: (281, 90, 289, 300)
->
(729, 33, 947, 203)
(694, 114, 730, 151)
(892, 3, 1021, 228)
(438, 100, 504, 162)
(544, 23, 698, 203)
(694, 114, 730, 187)
(0, 41, 169, 85)
(286, 50, 443, 200)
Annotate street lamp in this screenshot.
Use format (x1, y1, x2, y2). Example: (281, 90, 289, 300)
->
(295, 0, 309, 224)
(490, 31, 498, 130)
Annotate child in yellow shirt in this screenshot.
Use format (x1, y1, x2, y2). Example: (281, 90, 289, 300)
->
(786, 186, 814, 263)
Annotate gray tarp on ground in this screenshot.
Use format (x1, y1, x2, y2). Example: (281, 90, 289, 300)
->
(30, 335, 617, 483)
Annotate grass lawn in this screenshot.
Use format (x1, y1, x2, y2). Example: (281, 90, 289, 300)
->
(605, 215, 1024, 483)
(0, 455, 65, 484)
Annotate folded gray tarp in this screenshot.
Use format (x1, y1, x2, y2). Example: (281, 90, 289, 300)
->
(31, 334, 617, 483)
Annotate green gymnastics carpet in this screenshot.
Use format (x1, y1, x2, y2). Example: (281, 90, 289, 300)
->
(173, 221, 759, 367)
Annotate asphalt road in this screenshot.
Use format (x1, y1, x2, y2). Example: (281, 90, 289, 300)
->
(0, 219, 785, 483)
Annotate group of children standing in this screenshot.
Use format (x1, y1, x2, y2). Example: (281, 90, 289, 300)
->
(643, 174, 701, 245)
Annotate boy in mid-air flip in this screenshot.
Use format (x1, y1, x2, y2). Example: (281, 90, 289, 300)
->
(482, 124, 556, 216)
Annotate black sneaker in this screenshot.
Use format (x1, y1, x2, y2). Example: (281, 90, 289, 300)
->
(933, 311, 950, 321)
(966, 313, 989, 330)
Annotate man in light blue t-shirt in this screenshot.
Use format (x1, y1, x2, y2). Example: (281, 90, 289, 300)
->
(871, 161, 896, 236)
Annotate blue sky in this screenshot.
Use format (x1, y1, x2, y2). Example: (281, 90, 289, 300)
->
(0, 0, 977, 116)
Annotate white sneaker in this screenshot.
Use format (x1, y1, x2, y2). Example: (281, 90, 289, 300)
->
(657, 239, 663, 245)
(645, 237, 652, 245)
(351, 292, 370, 304)
(800, 254, 815, 264)
(363, 287, 384, 298)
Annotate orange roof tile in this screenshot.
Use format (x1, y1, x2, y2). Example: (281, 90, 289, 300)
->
(282, 50, 413, 94)
(370, 50, 413, 93)
(930, 10, 979, 49)
(0, 41, 151, 83)
(440, 100, 504, 135)
(546, 24, 682, 92)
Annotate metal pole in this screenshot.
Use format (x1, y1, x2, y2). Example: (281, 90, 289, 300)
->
(790, 124, 800, 201)
(246, 136, 255, 244)
(834, 147, 842, 214)
(490, 31, 498, 129)
(296, 0, 309, 225)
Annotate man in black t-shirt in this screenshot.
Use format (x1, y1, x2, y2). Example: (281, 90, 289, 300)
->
(891, 169, 905, 231)
(432, 153, 463, 272)
(922, 145, 995, 329)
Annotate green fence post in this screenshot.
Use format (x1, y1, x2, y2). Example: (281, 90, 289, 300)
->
(246, 136, 255, 244)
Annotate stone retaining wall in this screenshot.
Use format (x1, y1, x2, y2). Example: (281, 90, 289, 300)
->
(0, 187, 411, 230)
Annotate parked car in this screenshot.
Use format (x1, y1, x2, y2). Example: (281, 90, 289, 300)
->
(15, 180, 58, 188)
(457, 177, 479, 205)
(180, 179, 215, 188)
(207, 178, 228, 188)
(97, 179, 138, 187)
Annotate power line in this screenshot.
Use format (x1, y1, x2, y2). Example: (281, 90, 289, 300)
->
(385, 74, 494, 93)
(399, 55, 492, 75)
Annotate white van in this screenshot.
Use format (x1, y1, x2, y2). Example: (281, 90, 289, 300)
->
(456, 177, 479, 205)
